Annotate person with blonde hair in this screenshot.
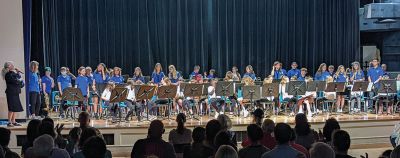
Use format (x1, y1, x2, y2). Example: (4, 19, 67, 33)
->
(243, 65, 256, 80)
(168, 65, 182, 84)
(334, 65, 347, 113)
(2, 61, 24, 127)
(151, 63, 165, 85)
(314, 63, 330, 81)
(110, 67, 124, 84)
(217, 114, 237, 146)
(215, 145, 238, 158)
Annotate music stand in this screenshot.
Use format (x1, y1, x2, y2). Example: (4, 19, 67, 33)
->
(261, 83, 280, 115)
(183, 83, 203, 120)
(216, 81, 234, 97)
(377, 80, 397, 114)
(242, 85, 261, 108)
(135, 85, 157, 121)
(157, 85, 178, 120)
(351, 81, 369, 114)
(109, 87, 128, 124)
(62, 87, 84, 119)
(325, 82, 346, 114)
(307, 81, 326, 113)
(287, 81, 306, 96)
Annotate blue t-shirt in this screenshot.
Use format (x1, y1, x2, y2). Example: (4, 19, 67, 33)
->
(76, 75, 89, 96)
(57, 75, 72, 92)
(287, 69, 300, 79)
(151, 72, 165, 84)
(132, 75, 145, 83)
(93, 72, 109, 84)
(314, 71, 330, 81)
(368, 66, 384, 83)
(335, 73, 347, 82)
(86, 75, 94, 85)
(207, 74, 216, 79)
(243, 73, 256, 80)
(169, 72, 181, 83)
(189, 71, 200, 79)
(29, 71, 40, 92)
(298, 76, 306, 81)
(350, 71, 365, 81)
(110, 75, 124, 84)
(41, 75, 53, 94)
(273, 69, 287, 79)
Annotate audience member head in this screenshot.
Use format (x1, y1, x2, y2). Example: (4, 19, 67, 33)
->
(392, 146, 400, 158)
(78, 111, 90, 129)
(176, 113, 186, 135)
(192, 127, 206, 143)
(289, 128, 297, 142)
(42, 118, 54, 127)
(79, 127, 98, 149)
(27, 119, 41, 143)
(247, 124, 263, 143)
(217, 114, 232, 131)
(83, 136, 107, 158)
(0, 128, 11, 147)
(323, 118, 340, 142)
(214, 131, 235, 150)
(205, 119, 221, 145)
(215, 145, 238, 158)
(294, 113, 311, 136)
(39, 121, 56, 138)
(32, 134, 54, 158)
(261, 119, 275, 133)
(332, 130, 351, 155)
(309, 142, 335, 158)
(380, 149, 392, 158)
(69, 127, 82, 142)
(274, 123, 292, 145)
(252, 108, 264, 126)
(148, 120, 165, 139)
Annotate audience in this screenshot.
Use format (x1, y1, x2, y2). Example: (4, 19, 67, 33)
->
(215, 145, 238, 158)
(309, 142, 335, 158)
(74, 127, 112, 158)
(131, 120, 176, 158)
(332, 130, 354, 158)
(289, 128, 309, 158)
(168, 113, 192, 155)
(238, 124, 270, 158)
(294, 113, 317, 149)
(78, 111, 90, 130)
(21, 119, 41, 156)
(82, 136, 107, 158)
(252, 108, 264, 126)
(214, 130, 238, 151)
(380, 149, 392, 158)
(66, 127, 81, 156)
(392, 145, 400, 158)
(242, 119, 276, 149)
(183, 127, 207, 158)
(217, 114, 237, 147)
(203, 119, 222, 157)
(261, 123, 305, 158)
(25, 134, 70, 158)
(0, 127, 20, 158)
(322, 118, 340, 144)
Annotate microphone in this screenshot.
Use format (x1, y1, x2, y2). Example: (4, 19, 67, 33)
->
(15, 68, 24, 74)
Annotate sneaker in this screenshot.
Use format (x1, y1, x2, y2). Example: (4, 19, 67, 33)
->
(243, 110, 249, 117)
(13, 123, 22, 126)
(7, 123, 13, 127)
(214, 112, 219, 119)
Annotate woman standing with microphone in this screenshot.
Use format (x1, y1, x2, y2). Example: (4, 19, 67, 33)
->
(2, 61, 24, 127)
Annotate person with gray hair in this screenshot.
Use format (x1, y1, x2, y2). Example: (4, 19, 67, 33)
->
(215, 145, 238, 158)
(25, 134, 70, 158)
(309, 142, 335, 158)
(2, 61, 24, 127)
(217, 114, 237, 146)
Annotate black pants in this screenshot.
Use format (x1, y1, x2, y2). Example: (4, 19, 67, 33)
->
(29, 92, 41, 116)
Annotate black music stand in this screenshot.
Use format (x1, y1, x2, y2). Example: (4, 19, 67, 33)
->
(109, 87, 128, 124)
(377, 80, 397, 115)
(216, 81, 234, 114)
(350, 81, 369, 114)
(262, 83, 280, 115)
(135, 85, 157, 121)
(183, 83, 203, 120)
(307, 81, 326, 113)
(325, 82, 345, 114)
(62, 88, 84, 119)
(288, 81, 306, 96)
(242, 85, 261, 109)
(157, 85, 178, 120)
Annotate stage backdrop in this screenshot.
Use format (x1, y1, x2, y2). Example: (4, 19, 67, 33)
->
(31, 0, 360, 78)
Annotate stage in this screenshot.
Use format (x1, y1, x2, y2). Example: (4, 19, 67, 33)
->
(5, 113, 400, 157)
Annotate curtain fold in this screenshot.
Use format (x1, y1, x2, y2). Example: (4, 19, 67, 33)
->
(31, 0, 359, 78)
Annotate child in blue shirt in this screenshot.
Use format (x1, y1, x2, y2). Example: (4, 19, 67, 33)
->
(207, 69, 216, 79)
(297, 68, 308, 81)
(334, 65, 347, 113)
(151, 63, 165, 85)
(287, 62, 301, 79)
(349, 61, 365, 82)
(57, 67, 72, 118)
(189, 65, 201, 80)
(76, 67, 89, 111)
(29, 61, 41, 118)
(132, 67, 145, 84)
(41, 67, 54, 114)
(110, 67, 124, 84)
(314, 63, 330, 81)
(92, 63, 110, 119)
(271, 61, 287, 79)
(243, 65, 256, 80)
(168, 65, 182, 84)
(328, 65, 335, 77)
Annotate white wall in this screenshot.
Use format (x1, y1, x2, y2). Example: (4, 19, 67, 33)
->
(0, 0, 26, 119)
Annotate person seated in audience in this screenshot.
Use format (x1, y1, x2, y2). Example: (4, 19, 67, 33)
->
(332, 130, 354, 158)
(74, 127, 112, 158)
(25, 134, 70, 158)
(309, 142, 335, 158)
(242, 119, 276, 150)
(252, 108, 264, 126)
(238, 124, 270, 158)
(21, 119, 41, 156)
(78, 111, 90, 130)
(0, 127, 20, 158)
(168, 113, 192, 155)
(131, 120, 176, 158)
(203, 120, 222, 157)
(215, 145, 238, 158)
(66, 127, 81, 156)
(322, 118, 340, 144)
(214, 130, 237, 151)
(82, 136, 107, 158)
(294, 113, 317, 150)
(379, 149, 392, 158)
(289, 128, 309, 158)
(261, 123, 305, 158)
(183, 127, 206, 158)
(217, 114, 237, 147)
(392, 146, 400, 158)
